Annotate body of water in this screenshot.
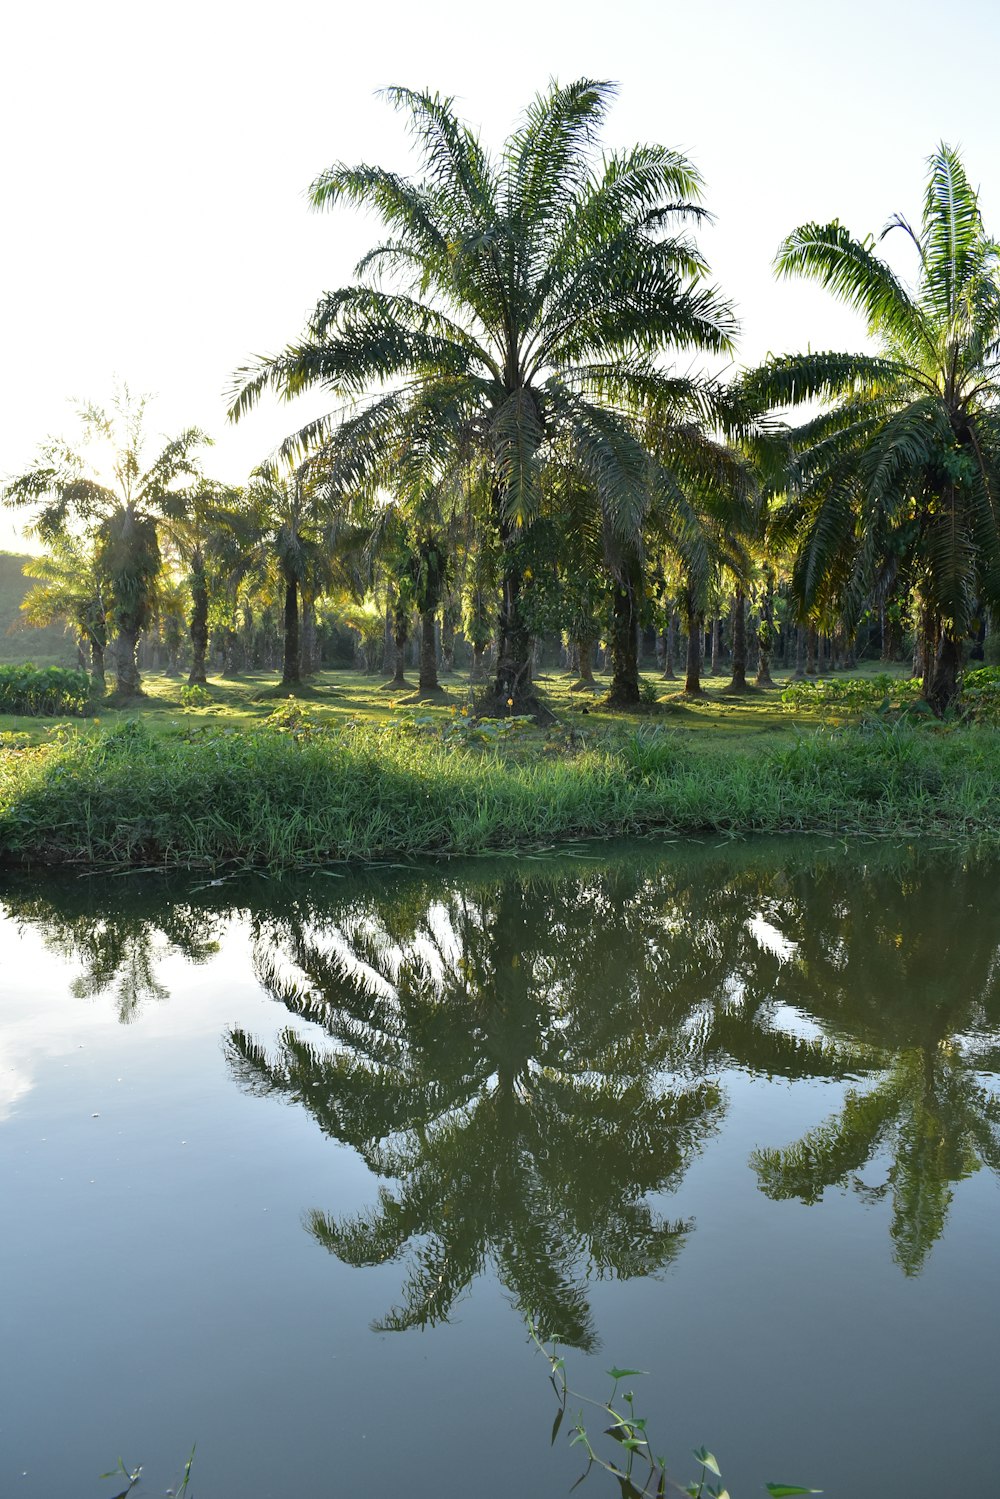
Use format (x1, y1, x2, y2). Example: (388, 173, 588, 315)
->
(1, 839, 997, 1497)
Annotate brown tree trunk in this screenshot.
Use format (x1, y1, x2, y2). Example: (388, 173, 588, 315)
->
(791, 625, 806, 680)
(683, 595, 703, 695)
(469, 641, 488, 684)
(756, 570, 775, 687)
(725, 589, 747, 693)
(90, 639, 106, 694)
(188, 554, 209, 686)
(662, 612, 677, 679)
(709, 616, 720, 676)
(418, 607, 440, 696)
(928, 632, 962, 715)
(570, 636, 598, 691)
(301, 597, 317, 677)
(281, 577, 301, 687)
(606, 579, 641, 707)
(390, 606, 411, 687)
(114, 626, 142, 697)
(383, 600, 396, 678)
(489, 502, 535, 714)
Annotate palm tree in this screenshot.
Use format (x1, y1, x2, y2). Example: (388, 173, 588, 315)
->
(3, 389, 209, 696)
(159, 480, 242, 686)
(220, 469, 333, 690)
(20, 535, 110, 692)
(228, 80, 736, 716)
(747, 145, 1000, 712)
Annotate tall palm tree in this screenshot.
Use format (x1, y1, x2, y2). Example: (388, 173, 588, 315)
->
(228, 80, 736, 716)
(747, 145, 1000, 712)
(3, 389, 209, 696)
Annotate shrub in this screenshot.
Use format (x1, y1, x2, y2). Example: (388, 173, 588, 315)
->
(0, 664, 91, 716)
(961, 666, 1000, 722)
(781, 674, 922, 712)
(180, 683, 213, 710)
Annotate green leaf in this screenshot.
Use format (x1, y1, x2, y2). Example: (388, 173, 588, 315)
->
(693, 1447, 722, 1477)
(550, 1406, 565, 1446)
(765, 1486, 822, 1496)
(608, 1366, 647, 1380)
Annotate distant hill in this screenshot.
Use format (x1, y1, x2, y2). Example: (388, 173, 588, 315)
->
(0, 553, 77, 665)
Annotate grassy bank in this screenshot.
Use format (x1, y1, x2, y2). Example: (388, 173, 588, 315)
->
(1, 709, 997, 868)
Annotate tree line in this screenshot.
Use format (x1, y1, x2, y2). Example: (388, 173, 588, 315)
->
(7, 81, 1000, 714)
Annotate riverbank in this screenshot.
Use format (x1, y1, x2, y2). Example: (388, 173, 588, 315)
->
(1, 709, 997, 868)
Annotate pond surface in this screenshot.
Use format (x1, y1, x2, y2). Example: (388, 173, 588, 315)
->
(1, 839, 998, 1499)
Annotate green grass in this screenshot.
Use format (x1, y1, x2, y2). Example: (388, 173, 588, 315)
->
(0, 658, 919, 743)
(1, 664, 996, 868)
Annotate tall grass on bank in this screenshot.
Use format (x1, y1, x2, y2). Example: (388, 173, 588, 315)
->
(1, 715, 999, 869)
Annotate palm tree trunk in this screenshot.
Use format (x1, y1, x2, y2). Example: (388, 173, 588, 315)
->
(928, 631, 961, 714)
(570, 636, 597, 690)
(607, 579, 641, 707)
(470, 641, 487, 684)
(222, 628, 240, 678)
(806, 624, 818, 676)
(791, 625, 806, 680)
(490, 501, 533, 709)
(188, 553, 209, 686)
(418, 608, 439, 695)
(391, 606, 410, 687)
(683, 593, 703, 695)
(725, 589, 747, 693)
(115, 626, 142, 696)
(756, 569, 775, 687)
(90, 639, 106, 694)
(282, 577, 301, 687)
(301, 596, 317, 677)
(487, 496, 544, 716)
(383, 599, 395, 678)
(709, 617, 720, 676)
(662, 612, 677, 679)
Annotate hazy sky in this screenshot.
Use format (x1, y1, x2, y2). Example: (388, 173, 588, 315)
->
(3, 0, 1000, 550)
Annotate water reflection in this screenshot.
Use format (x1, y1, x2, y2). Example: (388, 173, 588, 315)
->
(3, 882, 220, 1022)
(5, 841, 1000, 1301)
(230, 871, 723, 1347)
(742, 857, 1000, 1274)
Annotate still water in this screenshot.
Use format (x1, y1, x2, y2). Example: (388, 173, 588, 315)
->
(0, 839, 997, 1498)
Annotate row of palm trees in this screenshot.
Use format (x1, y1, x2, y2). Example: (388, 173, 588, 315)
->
(8, 82, 1000, 712)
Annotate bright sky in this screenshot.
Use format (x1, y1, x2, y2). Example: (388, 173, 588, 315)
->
(3, 0, 1000, 551)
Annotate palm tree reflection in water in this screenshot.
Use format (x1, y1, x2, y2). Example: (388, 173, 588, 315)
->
(5, 842, 998, 1308)
(229, 868, 725, 1347)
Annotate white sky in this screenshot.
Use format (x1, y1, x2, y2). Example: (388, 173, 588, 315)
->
(3, 0, 1000, 551)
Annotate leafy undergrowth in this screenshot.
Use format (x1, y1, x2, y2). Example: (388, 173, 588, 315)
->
(1, 710, 998, 869)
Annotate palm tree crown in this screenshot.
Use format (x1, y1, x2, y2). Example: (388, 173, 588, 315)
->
(229, 80, 737, 712)
(747, 145, 1000, 710)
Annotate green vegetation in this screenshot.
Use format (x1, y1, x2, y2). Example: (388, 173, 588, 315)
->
(533, 1328, 816, 1499)
(0, 664, 91, 716)
(1, 667, 998, 868)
